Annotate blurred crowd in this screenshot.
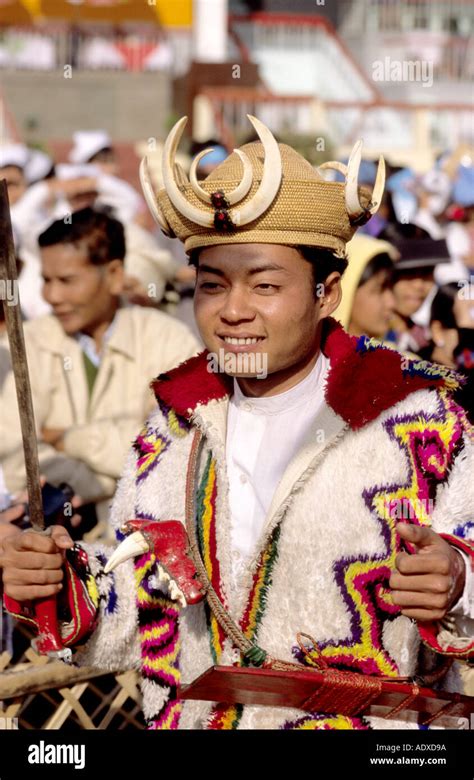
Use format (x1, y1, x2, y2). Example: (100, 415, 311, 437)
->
(0, 129, 473, 566)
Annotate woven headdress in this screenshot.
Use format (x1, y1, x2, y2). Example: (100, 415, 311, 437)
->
(140, 115, 385, 258)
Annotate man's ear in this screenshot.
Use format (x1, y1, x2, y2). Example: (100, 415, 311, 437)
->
(318, 272, 343, 320)
(105, 259, 125, 295)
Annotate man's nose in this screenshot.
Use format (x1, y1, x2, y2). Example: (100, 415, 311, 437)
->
(43, 280, 64, 305)
(219, 286, 255, 322)
(412, 277, 429, 293)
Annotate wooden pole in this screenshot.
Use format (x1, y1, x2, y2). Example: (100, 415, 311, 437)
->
(0, 179, 43, 529)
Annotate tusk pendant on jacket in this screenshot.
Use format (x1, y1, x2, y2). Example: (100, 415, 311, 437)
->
(104, 532, 150, 573)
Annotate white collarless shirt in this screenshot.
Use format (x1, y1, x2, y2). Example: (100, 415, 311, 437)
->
(226, 352, 330, 586)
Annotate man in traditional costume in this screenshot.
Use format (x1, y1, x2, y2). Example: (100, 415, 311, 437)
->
(2, 117, 473, 730)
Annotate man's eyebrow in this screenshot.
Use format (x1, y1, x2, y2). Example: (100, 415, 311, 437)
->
(198, 263, 287, 276)
(41, 273, 75, 280)
(248, 264, 287, 276)
(197, 264, 225, 277)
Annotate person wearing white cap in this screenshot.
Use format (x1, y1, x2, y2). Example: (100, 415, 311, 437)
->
(24, 149, 54, 185)
(0, 143, 29, 205)
(69, 130, 118, 177)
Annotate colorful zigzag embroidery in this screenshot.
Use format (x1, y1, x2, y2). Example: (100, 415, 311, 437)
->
(133, 425, 171, 483)
(135, 551, 182, 730)
(296, 388, 463, 678)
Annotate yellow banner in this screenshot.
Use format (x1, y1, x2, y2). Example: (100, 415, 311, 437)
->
(152, 0, 192, 27)
(20, 0, 42, 18)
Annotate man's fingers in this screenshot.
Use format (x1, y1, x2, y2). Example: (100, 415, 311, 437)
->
(3, 567, 64, 586)
(396, 522, 439, 549)
(1, 550, 64, 570)
(11, 531, 62, 554)
(391, 589, 450, 610)
(50, 526, 74, 549)
(4, 583, 63, 602)
(398, 607, 447, 622)
(0, 504, 25, 524)
(389, 571, 451, 593)
(395, 551, 451, 576)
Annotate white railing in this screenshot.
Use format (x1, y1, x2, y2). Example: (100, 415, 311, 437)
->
(201, 87, 474, 159)
(0, 25, 192, 75)
(339, 0, 474, 35)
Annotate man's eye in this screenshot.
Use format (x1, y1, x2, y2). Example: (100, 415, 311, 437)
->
(255, 283, 279, 291)
(199, 282, 223, 290)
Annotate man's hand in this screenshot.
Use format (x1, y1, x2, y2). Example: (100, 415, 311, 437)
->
(41, 427, 65, 451)
(0, 504, 23, 553)
(389, 523, 466, 622)
(47, 177, 98, 199)
(0, 526, 74, 602)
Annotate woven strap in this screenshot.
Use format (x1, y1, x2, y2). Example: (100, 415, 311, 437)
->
(301, 670, 383, 715)
(185, 429, 267, 665)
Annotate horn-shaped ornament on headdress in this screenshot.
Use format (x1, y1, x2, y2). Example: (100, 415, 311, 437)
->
(139, 156, 174, 236)
(140, 114, 283, 235)
(318, 140, 386, 226)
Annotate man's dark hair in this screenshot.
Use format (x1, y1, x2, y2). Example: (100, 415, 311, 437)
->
(38, 207, 126, 265)
(357, 252, 394, 288)
(188, 245, 347, 299)
(429, 282, 459, 329)
(295, 246, 348, 297)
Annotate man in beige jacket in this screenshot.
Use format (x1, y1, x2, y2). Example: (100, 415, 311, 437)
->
(0, 207, 199, 518)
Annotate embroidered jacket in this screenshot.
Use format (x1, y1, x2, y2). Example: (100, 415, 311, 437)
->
(6, 319, 474, 730)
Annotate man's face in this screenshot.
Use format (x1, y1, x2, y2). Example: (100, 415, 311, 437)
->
(89, 149, 118, 178)
(41, 243, 123, 335)
(194, 243, 341, 382)
(393, 269, 434, 318)
(350, 269, 395, 338)
(1, 165, 27, 205)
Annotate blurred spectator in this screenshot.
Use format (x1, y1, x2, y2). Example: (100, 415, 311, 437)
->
(9, 159, 182, 317)
(0, 208, 199, 526)
(189, 139, 229, 180)
(69, 130, 119, 178)
(333, 235, 397, 339)
(0, 144, 29, 205)
(440, 172, 474, 285)
(382, 228, 450, 354)
(418, 282, 474, 422)
(360, 190, 398, 239)
(24, 149, 55, 185)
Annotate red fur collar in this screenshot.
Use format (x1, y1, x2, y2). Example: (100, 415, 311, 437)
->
(151, 318, 460, 430)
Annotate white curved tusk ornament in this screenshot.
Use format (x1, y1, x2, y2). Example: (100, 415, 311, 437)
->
(345, 140, 386, 223)
(318, 161, 348, 176)
(161, 114, 282, 228)
(104, 532, 187, 607)
(139, 157, 173, 236)
(189, 148, 253, 206)
(104, 531, 150, 574)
